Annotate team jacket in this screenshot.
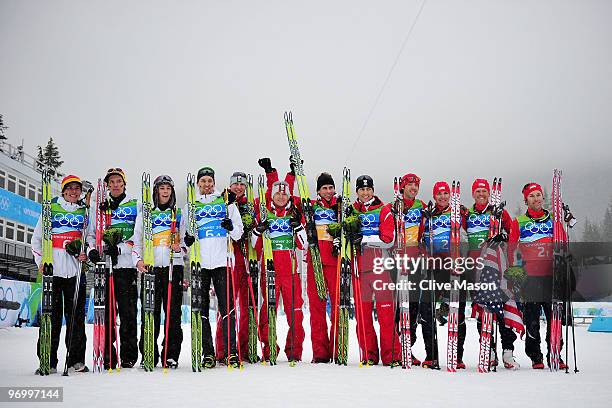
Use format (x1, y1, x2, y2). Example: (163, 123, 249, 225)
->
(31, 196, 93, 278)
(508, 208, 565, 277)
(180, 189, 244, 270)
(132, 206, 185, 267)
(86, 194, 139, 269)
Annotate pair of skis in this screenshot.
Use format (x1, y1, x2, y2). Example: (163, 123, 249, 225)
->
(258, 175, 278, 365)
(37, 169, 53, 375)
(92, 178, 121, 372)
(551, 169, 579, 372)
(284, 111, 327, 301)
(244, 175, 262, 364)
(187, 174, 203, 372)
(334, 168, 352, 366)
(477, 177, 502, 373)
(446, 181, 461, 372)
(392, 176, 412, 369)
(141, 173, 156, 372)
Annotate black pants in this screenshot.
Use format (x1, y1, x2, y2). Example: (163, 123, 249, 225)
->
(201, 266, 236, 357)
(36, 274, 87, 369)
(139, 266, 184, 366)
(105, 267, 138, 368)
(523, 276, 564, 362)
(420, 268, 468, 361)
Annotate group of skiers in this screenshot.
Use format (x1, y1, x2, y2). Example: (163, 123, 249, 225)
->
(32, 158, 571, 374)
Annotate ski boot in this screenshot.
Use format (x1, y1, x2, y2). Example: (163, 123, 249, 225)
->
(502, 349, 520, 370)
(227, 354, 240, 369)
(203, 355, 216, 369)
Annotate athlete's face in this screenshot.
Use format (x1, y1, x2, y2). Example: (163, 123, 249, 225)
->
(198, 176, 215, 195)
(318, 184, 335, 201)
(403, 182, 419, 200)
(473, 188, 490, 206)
(526, 190, 544, 211)
(62, 182, 82, 204)
(435, 191, 450, 208)
(230, 183, 246, 198)
(106, 175, 125, 197)
(157, 184, 172, 205)
(273, 191, 290, 207)
(357, 187, 374, 203)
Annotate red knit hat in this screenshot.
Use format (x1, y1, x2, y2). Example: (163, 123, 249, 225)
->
(400, 173, 421, 190)
(472, 178, 490, 194)
(432, 181, 450, 197)
(522, 182, 543, 200)
(61, 175, 82, 192)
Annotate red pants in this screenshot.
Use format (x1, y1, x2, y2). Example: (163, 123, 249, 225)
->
(215, 260, 253, 360)
(354, 269, 401, 365)
(258, 264, 305, 361)
(306, 261, 338, 361)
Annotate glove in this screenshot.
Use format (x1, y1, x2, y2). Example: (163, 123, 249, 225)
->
(88, 249, 101, 263)
(349, 231, 363, 247)
(99, 200, 109, 212)
(288, 156, 304, 175)
(258, 158, 274, 174)
(65, 239, 82, 258)
(422, 206, 432, 220)
(332, 237, 341, 257)
(460, 204, 469, 218)
(184, 233, 195, 247)
(221, 218, 234, 232)
(255, 220, 270, 234)
(391, 200, 404, 217)
(289, 208, 302, 230)
(224, 190, 237, 205)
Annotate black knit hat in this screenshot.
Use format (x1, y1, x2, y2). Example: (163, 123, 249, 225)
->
(356, 175, 374, 191)
(316, 172, 335, 191)
(197, 167, 215, 182)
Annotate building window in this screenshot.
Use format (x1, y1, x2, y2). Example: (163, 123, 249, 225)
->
(28, 186, 36, 201)
(0, 169, 5, 189)
(38, 187, 43, 203)
(17, 225, 25, 243)
(0, 219, 4, 238)
(7, 174, 16, 193)
(27, 227, 34, 244)
(18, 180, 27, 197)
(5, 221, 15, 240)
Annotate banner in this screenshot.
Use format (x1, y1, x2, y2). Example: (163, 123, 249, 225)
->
(0, 187, 41, 227)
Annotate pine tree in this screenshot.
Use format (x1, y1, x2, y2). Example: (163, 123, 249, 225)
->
(602, 199, 612, 242)
(582, 218, 602, 242)
(37, 137, 64, 177)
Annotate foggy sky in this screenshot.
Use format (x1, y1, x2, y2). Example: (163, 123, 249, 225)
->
(1, 0, 611, 226)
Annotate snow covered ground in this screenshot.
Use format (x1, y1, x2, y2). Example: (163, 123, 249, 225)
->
(0, 318, 610, 408)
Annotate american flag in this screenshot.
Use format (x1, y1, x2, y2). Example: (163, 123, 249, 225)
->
(472, 242, 525, 338)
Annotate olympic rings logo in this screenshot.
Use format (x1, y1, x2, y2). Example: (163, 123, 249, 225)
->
(53, 213, 84, 227)
(152, 212, 171, 226)
(468, 214, 489, 227)
(195, 204, 225, 219)
(404, 209, 421, 224)
(269, 218, 291, 232)
(314, 208, 336, 221)
(432, 216, 450, 229)
(359, 213, 377, 226)
(524, 221, 552, 234)
(114, 206, 134, 219)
